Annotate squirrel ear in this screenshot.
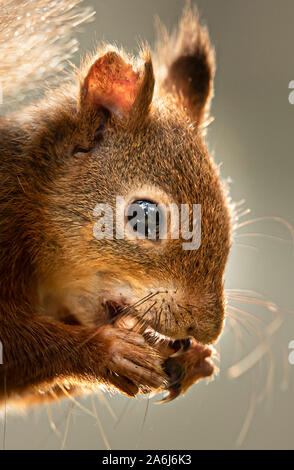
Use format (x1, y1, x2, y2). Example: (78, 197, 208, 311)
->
(80, 51, 142, 118)
(154, 4, 215, 126)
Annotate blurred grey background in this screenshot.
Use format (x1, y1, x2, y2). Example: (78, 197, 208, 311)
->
(2, 0, 294, 450)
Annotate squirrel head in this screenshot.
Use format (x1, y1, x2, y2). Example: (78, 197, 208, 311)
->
(29, 6, 231, 345)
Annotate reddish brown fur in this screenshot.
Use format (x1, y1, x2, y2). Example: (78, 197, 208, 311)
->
(0, 4, 231, 407)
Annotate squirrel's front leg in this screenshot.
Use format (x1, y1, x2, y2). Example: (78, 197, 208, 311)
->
(0, 311, 167, 402)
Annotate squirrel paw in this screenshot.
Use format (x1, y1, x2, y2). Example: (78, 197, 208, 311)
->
(157, 338, 215, 403)
(98, 326, 167, 397)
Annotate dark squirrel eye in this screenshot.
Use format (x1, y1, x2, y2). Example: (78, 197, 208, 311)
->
(126, 199, 162, 240)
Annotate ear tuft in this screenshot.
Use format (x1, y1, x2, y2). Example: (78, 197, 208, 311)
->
(128, 48, 155, 129)
(154, 3, 215, 127)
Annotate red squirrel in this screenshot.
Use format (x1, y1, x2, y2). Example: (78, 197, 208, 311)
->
(0, 1, 231, 408)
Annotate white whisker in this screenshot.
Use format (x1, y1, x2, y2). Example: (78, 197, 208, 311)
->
(227, 316, 283, 379)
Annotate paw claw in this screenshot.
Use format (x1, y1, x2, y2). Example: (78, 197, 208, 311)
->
(163, 358, 185, 387)
(155, 385, 182, 404)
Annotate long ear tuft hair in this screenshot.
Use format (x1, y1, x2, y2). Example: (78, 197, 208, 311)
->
(127, 45, 155, 130)
(153, 1, 215, 128)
